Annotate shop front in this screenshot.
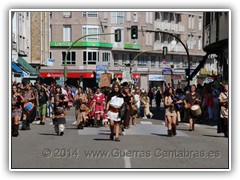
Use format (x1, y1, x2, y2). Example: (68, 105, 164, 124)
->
(39, 71, 96, 89)
(148, 74, 165, 90)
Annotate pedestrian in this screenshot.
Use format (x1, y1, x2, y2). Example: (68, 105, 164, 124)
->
(164, 88, 181, 136)
(46, 85, 53, 117)
(51, 85, 68, 136)
(66, 87, 74, 110)
(132, 88, 140, 125)
(21, 83, 36, 130)
(87, 93, 95, 127)
(184, 85, 202, 131)
(74, 87, 89, 129)
(204, 84, 214, 121)
(148, 88, 154, 108)
(38, 84, 50, 125)
(122, 85, 133, 129)
(155, 89, 162, 109)
(140, 92, 153, 119)
(218, 83, 228, 137)
(93, 87, 105, 127)
(12, 85, 25, 137)
(106, 83, 124, 142)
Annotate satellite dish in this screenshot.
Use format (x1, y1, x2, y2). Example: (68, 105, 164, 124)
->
(12, 50, 18, 62)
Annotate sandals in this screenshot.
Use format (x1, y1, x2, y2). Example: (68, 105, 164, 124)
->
(115, 137, 120, 142)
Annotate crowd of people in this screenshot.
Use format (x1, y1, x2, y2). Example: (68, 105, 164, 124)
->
(11, 79, 229, 141)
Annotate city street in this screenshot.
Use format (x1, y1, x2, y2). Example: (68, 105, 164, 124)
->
(11, 107, 229, 169)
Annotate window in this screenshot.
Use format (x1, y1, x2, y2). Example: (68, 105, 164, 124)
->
(130, 54, 135, 62)
(175, 14, 181, 23)
(161, 34, 168, 43)
(168, 35, 174, 43)
(133, 12, 138, 22)
(111, 12, 124, 24)
(198, 16, 202, 30)
(163, 12, 168, 21)
(83, 12, 98, 17)
(122, 54, 127, 64)
(49, 25, 52, 42)
(155, 32, 160, 41)
(50, 52, 52, 59)
(83, 50, 99, 65)
(151, 56, 156, 67)
(188, 35, 194, 49)
(63, 25, 71, 41)
(138, 55, 148, 67)
(146, 12, 153, 24)
(113, 54, 119, 66)
(158, 55, 163, 68)
(62, 52, 76, 65)
(82, 26, 100, 41)
(176, 34, 181, 43)
(170, 13, 174, 22)
(188, 15, 192, 29)
(191, 15, 195, 29)
(155, 12, 160, 20)
(102, 52, 110, 62)
(205, 12, 211, 25)
(198, 36, 202, 50)
(63, 12, 71, 18)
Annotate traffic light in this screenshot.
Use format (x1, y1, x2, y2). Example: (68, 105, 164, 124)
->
(115, 29, 121, 42)
(163, 46, 168, 56)
(131, 25, 138, 39)
(185, 68, 191, 81)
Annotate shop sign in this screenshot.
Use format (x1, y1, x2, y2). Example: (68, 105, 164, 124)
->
(149, 75, 164, 81)
(162, 68, 172, 75)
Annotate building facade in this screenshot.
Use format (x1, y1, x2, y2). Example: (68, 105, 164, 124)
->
(11, 11, 49, 83)
(202, 11, 229, 83)
(40, 11, 207, 89)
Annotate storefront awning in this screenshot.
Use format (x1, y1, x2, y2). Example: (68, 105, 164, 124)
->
(12, 62, 23, 73)
(17, 56, 39, 75)
(40, 72, 95, 78)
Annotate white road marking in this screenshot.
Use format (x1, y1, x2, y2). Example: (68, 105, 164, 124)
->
(140, 121, 152, 125)
(183, 123, 200, 127)
(123, 149, 131, 168)
(77, 124, 189, 137)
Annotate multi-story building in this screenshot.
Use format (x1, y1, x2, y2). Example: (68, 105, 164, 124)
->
(40, 11, 207, 90)
(202, 11, 229, 83)
(11, 11, 49, 83)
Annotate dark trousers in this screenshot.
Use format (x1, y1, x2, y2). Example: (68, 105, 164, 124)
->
(217, 118, 228, 136)
(123, 108, 131, 128)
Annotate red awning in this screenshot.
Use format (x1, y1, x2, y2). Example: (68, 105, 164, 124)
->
(40, 72, 95, 78)
(114, 73, 140, 79)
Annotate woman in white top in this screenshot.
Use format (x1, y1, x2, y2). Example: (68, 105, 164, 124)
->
(106, 83, 124, 142)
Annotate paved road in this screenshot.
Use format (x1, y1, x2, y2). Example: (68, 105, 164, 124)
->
(11, 107, 229, 169)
